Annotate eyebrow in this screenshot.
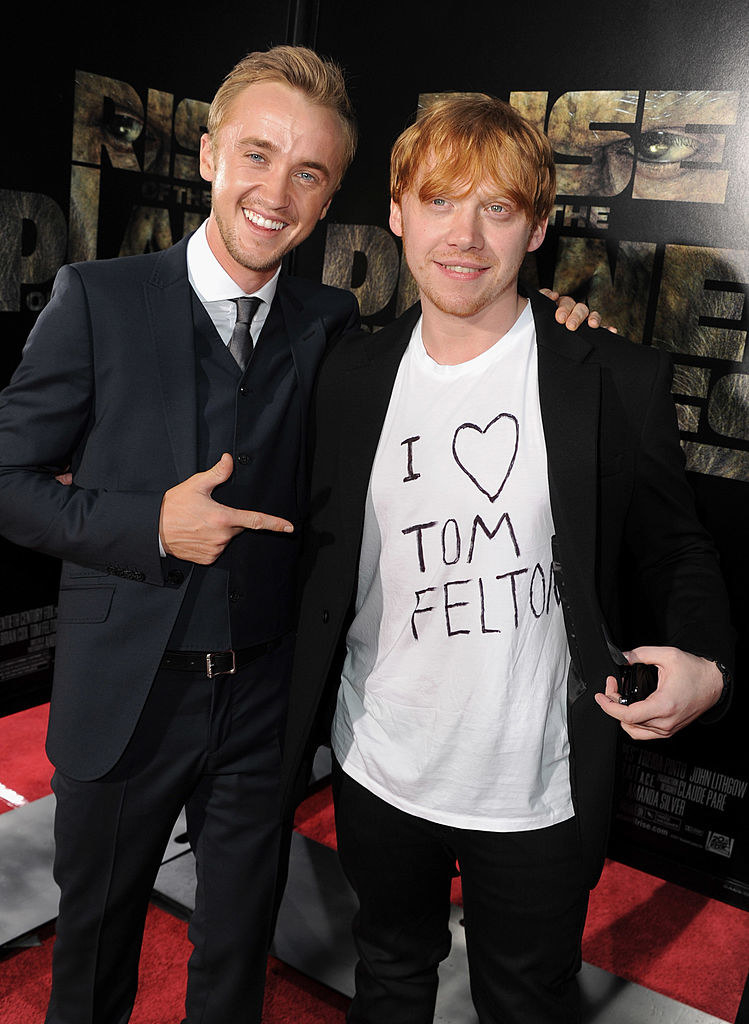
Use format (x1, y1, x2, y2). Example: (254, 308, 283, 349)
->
(236, 136, 332, 177)
(237, 135, 279, 153)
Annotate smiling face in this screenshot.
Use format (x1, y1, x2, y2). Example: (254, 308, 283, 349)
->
(389, 168, 547, 327)
(200, 80, 346, 291)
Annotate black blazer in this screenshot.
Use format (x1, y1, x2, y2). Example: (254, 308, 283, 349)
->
(0, 234, 359, 781)
(281, 290, 733, 885)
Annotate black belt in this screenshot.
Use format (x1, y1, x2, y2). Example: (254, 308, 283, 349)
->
(160, 637, 283, 678)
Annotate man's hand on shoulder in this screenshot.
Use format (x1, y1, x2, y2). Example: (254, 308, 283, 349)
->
(595, 646, 725, 740)
(159, 453, 294, 565)
(539, 288, 618, 333)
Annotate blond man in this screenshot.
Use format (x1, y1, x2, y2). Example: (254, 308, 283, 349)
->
(0, 45, 359, 1024)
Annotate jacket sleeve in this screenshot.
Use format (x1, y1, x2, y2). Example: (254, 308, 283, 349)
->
(622, 346, 735, 708)
(0, 264, 165, 584)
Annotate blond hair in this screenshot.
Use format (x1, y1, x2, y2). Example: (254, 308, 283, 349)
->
(207, 45, 357, 185)
(391, 95, 555, 227)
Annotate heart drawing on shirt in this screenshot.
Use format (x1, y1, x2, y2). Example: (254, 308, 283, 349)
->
(452, 413, 519, 502)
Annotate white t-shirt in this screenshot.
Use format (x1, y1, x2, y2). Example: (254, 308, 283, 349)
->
(331, 303, 574, 831)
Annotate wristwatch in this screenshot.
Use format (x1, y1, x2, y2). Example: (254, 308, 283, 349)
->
(709, 659, 732, 710)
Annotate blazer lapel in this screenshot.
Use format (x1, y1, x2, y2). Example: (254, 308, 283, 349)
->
(531, 292, 601, 593)
(275, 278, 328, 410)
(337, 305, 421, 555)
(143, 237, 199, 483)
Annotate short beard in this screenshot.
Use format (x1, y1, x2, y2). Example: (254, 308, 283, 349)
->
(418, 280, 494, 319)
(416, 271, 518, 320)
(410, 247, 527, 321)
(213, 208, 290, 273)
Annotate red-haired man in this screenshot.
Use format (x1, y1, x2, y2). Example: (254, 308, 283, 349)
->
(282, 95, 733, 1023)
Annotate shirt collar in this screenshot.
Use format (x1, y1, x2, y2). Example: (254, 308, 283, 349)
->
(186, 219, 280, 307)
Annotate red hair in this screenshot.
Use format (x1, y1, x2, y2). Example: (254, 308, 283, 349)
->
(391, 95, 555, 227)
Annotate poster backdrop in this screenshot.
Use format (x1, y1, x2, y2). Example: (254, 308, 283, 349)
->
(1, 1, 747, 908)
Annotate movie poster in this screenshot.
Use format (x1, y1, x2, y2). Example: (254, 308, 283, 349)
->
(1, 0, 746, 907)
(296, 0, 747, 907)
(0, 7, 291, 712)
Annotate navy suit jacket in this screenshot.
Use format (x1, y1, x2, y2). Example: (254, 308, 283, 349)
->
(280, 290, 734, 886)
(0, 234, 359, 780)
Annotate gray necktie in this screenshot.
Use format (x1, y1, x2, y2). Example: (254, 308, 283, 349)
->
(228, 296, 261, 371)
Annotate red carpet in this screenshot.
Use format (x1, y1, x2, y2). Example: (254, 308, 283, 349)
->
(0, 704, 55, 811)
(1, 704, 747, 1022)
(0, 913, 349, 1024)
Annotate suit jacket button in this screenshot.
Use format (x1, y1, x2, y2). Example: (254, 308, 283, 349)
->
(322, 610, 329, 624)
(167, 570, 184, 586)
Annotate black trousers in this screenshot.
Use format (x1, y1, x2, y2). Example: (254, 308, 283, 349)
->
(45, 635, 292, 1024)
(332, 760, 589, 1024)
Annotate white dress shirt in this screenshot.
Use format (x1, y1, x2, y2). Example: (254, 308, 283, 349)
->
(186, 220, 280, 344)
(158, 222, 281, 557)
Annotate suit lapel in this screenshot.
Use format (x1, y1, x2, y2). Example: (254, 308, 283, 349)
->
(275, 278, 328, 411)
(337, 305, 421, 554)
(144, 237, 199, 482)
(530, 292, 601, 593)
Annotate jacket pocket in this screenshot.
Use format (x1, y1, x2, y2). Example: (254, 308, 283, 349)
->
(57, 586, 115, 624)
(61, 562, 110, 582)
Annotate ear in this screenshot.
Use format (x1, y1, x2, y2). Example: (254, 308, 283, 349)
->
(199, 133, 215, 184)
(389, 199, 403, 237)
(527, 217, 547, 253)
(318, 195, 333, 221)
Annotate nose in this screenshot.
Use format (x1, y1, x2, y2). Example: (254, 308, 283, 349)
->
(260, 164, 291, 211)
(446, 207, 483, 250)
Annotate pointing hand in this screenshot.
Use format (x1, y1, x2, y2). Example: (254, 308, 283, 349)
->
(158, 453, 293, 565)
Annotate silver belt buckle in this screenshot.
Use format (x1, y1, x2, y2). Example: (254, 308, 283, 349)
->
(206, 650, 236, 678)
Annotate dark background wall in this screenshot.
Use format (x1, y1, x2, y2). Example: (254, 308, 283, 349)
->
(2, 0, 746, 908)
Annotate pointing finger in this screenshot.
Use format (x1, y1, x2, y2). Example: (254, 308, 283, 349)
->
(230, 508, 294, 533)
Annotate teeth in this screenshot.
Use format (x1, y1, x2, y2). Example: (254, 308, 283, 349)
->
(244, 209, 285, 231)
(443, 265, 484, 274)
